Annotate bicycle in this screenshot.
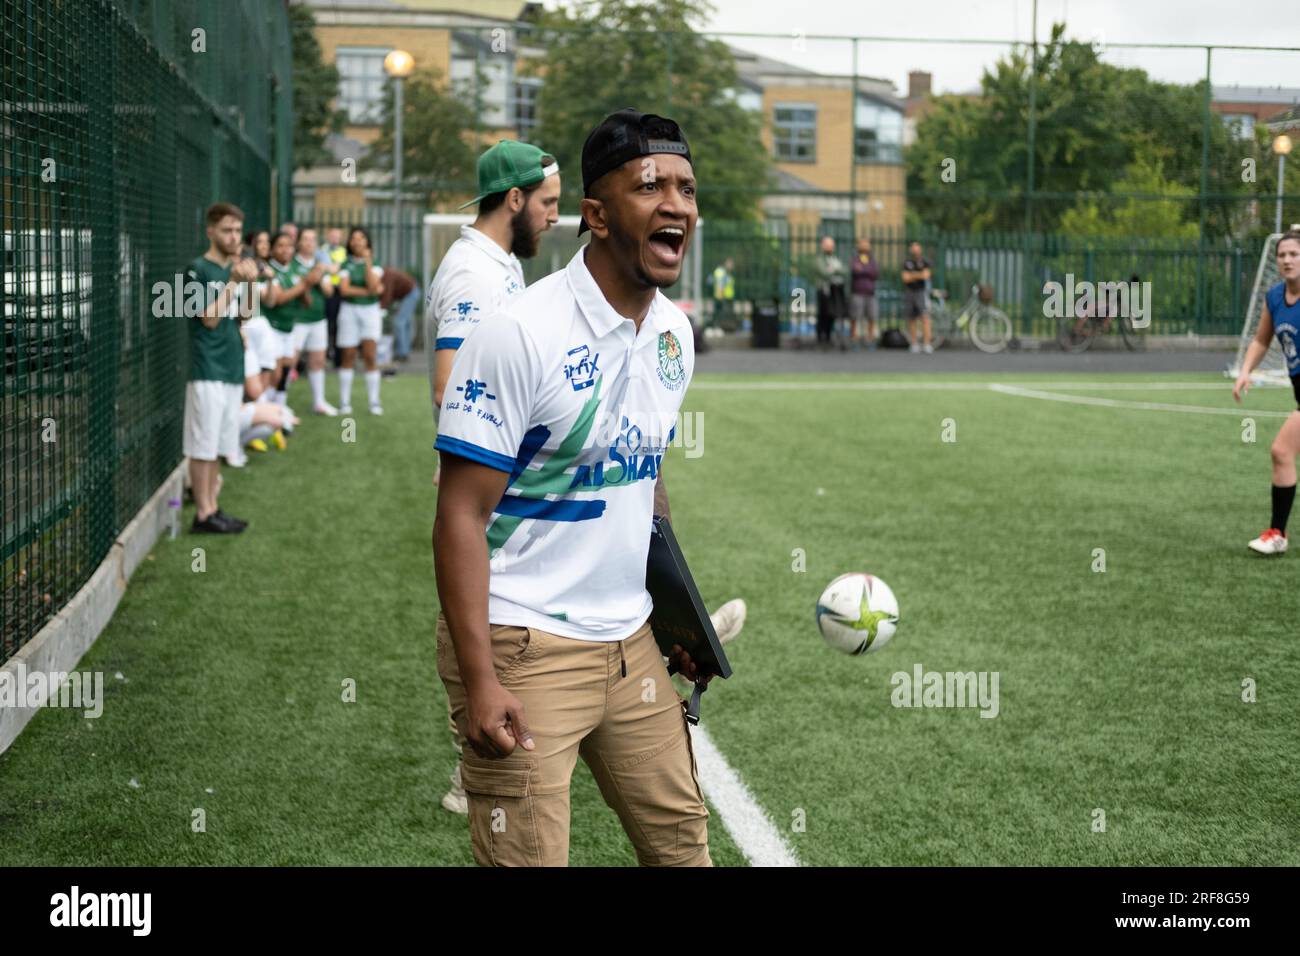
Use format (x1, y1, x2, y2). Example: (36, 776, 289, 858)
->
(1056, 297, 1143, 352)
(929, 284, 1016, 353)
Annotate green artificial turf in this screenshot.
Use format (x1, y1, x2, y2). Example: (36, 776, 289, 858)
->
(1, 370, 1297, 866)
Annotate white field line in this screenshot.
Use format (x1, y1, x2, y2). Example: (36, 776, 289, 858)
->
(689, 723, 799, 867)
(988, 383, 1293, 418)
(690, 380, 1237, 392)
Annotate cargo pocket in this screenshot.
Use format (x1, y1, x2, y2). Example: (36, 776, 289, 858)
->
(460, 755, 540, 867)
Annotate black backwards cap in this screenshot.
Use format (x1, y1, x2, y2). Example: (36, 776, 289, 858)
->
(578, 108, 692, 235)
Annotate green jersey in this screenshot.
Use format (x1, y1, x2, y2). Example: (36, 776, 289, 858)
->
(263, 259, 300, 332)
(342, 256, 381, 306)
(293, 256, 326, 324)
(184, 255, 244, 384)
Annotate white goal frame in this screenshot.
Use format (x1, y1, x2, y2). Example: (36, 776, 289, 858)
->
(1229, 230, 1297, 385)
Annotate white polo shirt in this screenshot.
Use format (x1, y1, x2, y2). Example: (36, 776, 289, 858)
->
(436, 246, 695, 642)
(425, 225, 526, 420)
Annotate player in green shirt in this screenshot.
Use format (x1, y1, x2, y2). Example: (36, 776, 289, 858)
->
(183, 202, 257, 534)
(288, 229, 335, 415)
(336, 226, 386, 414)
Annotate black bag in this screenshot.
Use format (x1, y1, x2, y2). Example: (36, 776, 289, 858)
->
(880, 327, 910, 349)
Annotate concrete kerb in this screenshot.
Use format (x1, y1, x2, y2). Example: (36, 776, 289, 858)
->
(0, 462, 185, 756)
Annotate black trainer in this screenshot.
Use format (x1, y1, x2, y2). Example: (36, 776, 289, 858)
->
(191, 512, 242, 534)
(215, 510, 248, 531)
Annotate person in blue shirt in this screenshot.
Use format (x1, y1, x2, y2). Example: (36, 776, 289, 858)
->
(1234, 229, 1300, 555)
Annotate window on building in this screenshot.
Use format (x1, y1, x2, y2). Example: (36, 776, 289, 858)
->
(854, 98, 903, 164)
(1222, 113, 1255, 139)
(774, 104, 817, 163)
(510, 77, 542, 141)
(724, 85, 763, 113)
(335, 47, 391, 124)
(451, 31, 514, 128)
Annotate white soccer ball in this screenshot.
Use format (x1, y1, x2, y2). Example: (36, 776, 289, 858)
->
(816, 573, 900, 655)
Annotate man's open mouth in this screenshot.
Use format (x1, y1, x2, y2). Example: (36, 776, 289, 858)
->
(648, 226, 685, 265)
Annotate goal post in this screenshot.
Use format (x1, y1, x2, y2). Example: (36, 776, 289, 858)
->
(1229, 230, 1296, 384)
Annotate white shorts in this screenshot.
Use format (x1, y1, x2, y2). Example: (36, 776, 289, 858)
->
(290, 319, 328, 354)
(337, 301, 383, 348)
(243, 347, 260, 381)
(272, 329, 294, 362)
(183, 381, 243, 461)
(242, 316, 279, 370)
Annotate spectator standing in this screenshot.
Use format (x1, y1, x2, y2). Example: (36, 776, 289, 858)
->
(711, 257, 735, 329)
(902, 241, 934, 354)
(379, 265, 419, 363)
(850, 237, 880, 350)
(814, 235, 847, 349)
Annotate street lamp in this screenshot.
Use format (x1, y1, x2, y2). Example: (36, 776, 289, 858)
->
(1273, 134, 1292, 234)
(384, 49, 415, 267)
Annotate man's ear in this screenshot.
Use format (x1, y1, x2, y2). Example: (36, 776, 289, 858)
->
(580, 196, 607, 238)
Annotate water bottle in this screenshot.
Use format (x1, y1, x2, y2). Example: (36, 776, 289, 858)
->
(168, 498, 181, 540)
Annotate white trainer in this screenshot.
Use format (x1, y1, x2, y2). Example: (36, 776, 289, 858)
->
(369, 404, 384, 416)
(1248, 528, 1288, 555)
(922, 343, 934, 354)
(338, 404, 352, 415)
(709, 598, 748, 645)
(441, 763, 468, 815)
(314, 401, 339, 417)
(909, 343, 921, 354)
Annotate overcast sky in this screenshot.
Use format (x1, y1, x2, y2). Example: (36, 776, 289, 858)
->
(564, 1, 1300, 97)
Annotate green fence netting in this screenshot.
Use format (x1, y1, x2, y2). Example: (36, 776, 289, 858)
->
(1, 0, 293, 664)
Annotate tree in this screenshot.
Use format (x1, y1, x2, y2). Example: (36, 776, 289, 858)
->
(1058, 157, 1199, 240)
(288, 2, 345, 171)
(526, 0, 771, 223)
(907, 22, 1245, 238)
(365, 66, 479, 205)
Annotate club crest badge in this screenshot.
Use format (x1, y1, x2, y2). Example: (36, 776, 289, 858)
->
(656, 330, 685, 391)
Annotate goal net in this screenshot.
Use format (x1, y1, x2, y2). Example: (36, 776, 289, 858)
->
(1229, 231, 1294, 384)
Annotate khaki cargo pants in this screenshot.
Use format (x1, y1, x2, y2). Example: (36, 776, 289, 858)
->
(436, 613, 711, 867)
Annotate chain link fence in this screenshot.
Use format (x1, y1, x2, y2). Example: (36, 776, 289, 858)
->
(1, 0, 293, 664)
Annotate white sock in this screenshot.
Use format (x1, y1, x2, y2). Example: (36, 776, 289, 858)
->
(339, 368, 354, 408)
(308, 369, 325, 408)
(243, 423, 275, 445)
(365, 370, 381, 407)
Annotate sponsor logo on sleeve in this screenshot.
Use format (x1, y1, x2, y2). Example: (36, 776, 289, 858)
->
(451, 300, 480, 324)
(446, 378, 503, 428)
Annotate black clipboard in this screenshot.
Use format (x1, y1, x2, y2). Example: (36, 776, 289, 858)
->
(645, 516, 732, 724)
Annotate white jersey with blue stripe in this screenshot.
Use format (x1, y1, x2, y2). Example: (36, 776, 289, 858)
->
(435, 247, 694, 642)
(424, 225, 526, 420)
